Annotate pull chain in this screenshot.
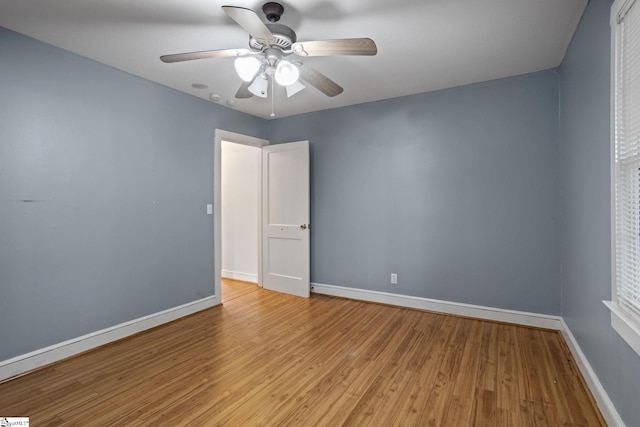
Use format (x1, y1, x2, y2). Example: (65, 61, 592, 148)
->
(270, 74, 275, 117)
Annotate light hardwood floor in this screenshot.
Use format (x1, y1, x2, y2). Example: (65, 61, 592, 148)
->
(0, 279, 605, 426)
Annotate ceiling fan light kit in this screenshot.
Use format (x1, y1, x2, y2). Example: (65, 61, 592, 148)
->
(248, 75, 269, 98)
(234, 56, 261, 82)
(160, 2, 377, 109)
(285, 80, 306, 98)
(274, 60, 299, 86)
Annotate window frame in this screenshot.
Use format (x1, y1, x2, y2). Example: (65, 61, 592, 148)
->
(607, 0, 640, 357)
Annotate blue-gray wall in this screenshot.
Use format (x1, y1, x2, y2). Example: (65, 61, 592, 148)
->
(269, 71, 561, 315)
(559, 0, 640, 424)
(0, 27, 266, 360)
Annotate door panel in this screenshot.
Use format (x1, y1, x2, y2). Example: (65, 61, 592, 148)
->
(268, 238, 302, 277)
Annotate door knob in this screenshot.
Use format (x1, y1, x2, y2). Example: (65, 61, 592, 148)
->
(300, 224, 307, 230)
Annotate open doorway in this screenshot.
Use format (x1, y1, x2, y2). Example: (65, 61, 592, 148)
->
(214, 130, 269, 302)
(221, 141, 260, 282)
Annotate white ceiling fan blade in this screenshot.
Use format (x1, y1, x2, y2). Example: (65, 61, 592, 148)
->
(222, 6, 276, 47)
(292, 38, 377, 57)
(297, 64, 343, 97)
(160, 48, 250, 63)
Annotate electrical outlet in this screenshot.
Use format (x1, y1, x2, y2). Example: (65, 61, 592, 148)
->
(391, 273, 398, 285)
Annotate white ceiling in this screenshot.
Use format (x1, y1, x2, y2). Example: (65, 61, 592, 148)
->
(0, 0, 587, 119)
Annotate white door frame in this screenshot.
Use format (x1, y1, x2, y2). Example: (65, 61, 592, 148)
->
(214, 129, 269, 301)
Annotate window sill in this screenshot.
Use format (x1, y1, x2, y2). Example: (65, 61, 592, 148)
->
(603, 300, 640, 357)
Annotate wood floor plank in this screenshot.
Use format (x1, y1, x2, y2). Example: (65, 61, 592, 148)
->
(440, 319, 483, 426)
(472, 321, 499, 425)
(0, 279, 606, 426)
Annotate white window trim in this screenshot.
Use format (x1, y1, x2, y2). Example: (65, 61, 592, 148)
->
(603, 301, 640, 355)
(606, 0, 640, 357)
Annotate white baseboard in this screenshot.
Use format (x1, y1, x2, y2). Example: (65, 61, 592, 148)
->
(311, 282, 563, 330)
(560, 319, 625, 427)
(221, 270, 258, 283)
(310, 282, 623, 426)
(0, 295, 220, 382)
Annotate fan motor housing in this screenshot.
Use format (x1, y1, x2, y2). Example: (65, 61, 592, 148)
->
(250, 23, 297, 51)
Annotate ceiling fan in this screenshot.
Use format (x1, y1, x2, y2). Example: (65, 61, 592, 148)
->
(160, 2, 377, 101)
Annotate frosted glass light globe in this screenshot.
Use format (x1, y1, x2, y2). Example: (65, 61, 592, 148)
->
(234, 57, 261, 82)
(274, 60, 300, 86)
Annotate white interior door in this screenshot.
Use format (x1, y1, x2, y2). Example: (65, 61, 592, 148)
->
(262, 140, 310, 298)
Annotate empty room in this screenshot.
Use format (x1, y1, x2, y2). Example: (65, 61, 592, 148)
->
(1, 0, 639, 425)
